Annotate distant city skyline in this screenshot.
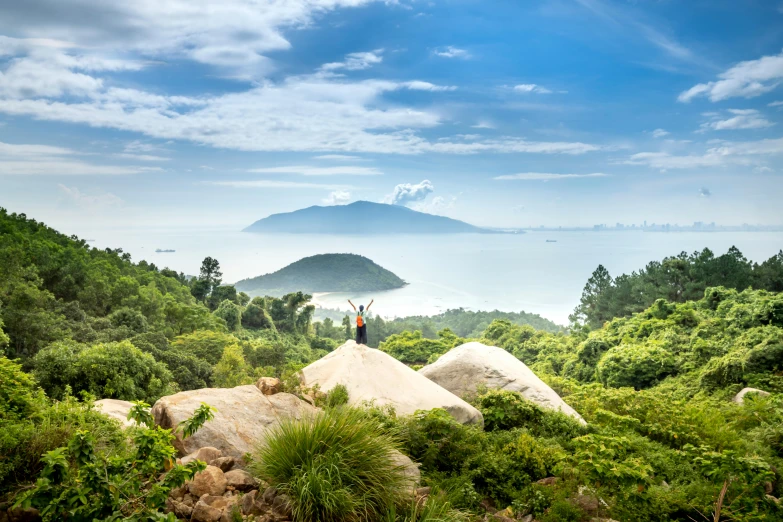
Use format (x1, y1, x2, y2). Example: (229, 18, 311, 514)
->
(0, 0, 782, 233)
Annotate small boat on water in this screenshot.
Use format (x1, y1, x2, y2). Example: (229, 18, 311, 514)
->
(546, 239, 557, 243)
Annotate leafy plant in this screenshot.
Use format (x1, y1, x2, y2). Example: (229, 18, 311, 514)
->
(14, 403, 214, 521)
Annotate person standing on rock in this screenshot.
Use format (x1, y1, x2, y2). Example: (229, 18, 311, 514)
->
(348, 299, 373, 345)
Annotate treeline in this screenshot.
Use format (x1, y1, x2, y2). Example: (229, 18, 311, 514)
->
(571, 246, 783, 328)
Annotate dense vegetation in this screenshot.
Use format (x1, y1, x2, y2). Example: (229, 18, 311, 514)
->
(235, 253, 405, 296)
(571, 246, 783, 328)
(1, 207, 781, 521)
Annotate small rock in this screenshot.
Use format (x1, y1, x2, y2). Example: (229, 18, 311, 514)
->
(764, 481, 773, 495)
(391, 451, 421, 489)
(262, 486, 278, 505)
(570, 493, 599, 514)
(256, 377, 282, 395)
(415, 486, 431, 498)
(480, 498, 497, 514)
(191, 500, 223, 522)
(169, 484, 187, 500)
(272, 493, 293, 518)
(536, 477, 559, 486)
(766, 495, 780, 505)
(169, 499, 193, 519)
(733, 387, 771, 404)
(212, 456, 236, 472)
(241, 490, 267, 516)
(183, 493, 195, 507)
(183, 447, 224, 466)
(301, 393, 315, 406)
(520, 515, 534, 522)
(189, 465, 228, 497)
(225, 469, 258, 492)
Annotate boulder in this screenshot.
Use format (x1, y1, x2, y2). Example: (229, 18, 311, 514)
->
(419, 342, 585, 424)
(300, 341, 483, 425)
(224, 469, 258, 491)
(211, 456, 236, 472)
(256, 377, 282, 395)
(391, 450, 421, 489)
(94, 399, 140, 428)
(152, 385, 317, 457)
(191, 497, 227, 522)
(188, 465, 227, 497)
(733, 387, 771, 404)
(241, 490, 267, 516)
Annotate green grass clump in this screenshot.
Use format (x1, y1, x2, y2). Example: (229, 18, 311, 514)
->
(326, 383, 350, 408)
(250, 407, 413, 522)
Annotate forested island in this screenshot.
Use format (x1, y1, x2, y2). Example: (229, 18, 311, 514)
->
(1, 206, 782, 522)
(234, 253, 406, 296)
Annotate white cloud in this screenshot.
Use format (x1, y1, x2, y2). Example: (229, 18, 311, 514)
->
(698, 109, 774, 132)
(0, 1, 384, 77)
(471, 121, 495, 129)
(384, 179, 434, 205)
(401, 81, 457, 91)
(248, 165, 382, 176)
(410, 194, 457, 214)
(58, 184, 123, 208)
(494, 172, 609, 181)
(323, 189, 351, 205)
(678, 51, 783, 102)
(115, 153, 171, 161)
(651, 128, 669, 138)
(320, 49, 383, 72)
(621, 137, 783, 170)
(203, 180, 348, 189)
(770, 101, 783, 107)
(313, 154, 363, 161)
(513, 84, 552, 94)
(0, 140, 143, 175)
(432, 46, 470, 59)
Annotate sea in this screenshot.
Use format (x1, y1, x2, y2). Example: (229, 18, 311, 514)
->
(82, 229, 783, 326)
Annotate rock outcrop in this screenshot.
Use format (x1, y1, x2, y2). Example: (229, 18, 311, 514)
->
(300, 341, 483, 425)
(733, 387, 771, 404)
(419, 341, 585, 424)
(94, 399, 139, 428)
(152, 385, 317, 457)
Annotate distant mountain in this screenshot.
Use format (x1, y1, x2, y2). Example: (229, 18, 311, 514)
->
(234, 253, 406, 296)
(243, 201, 502, 234)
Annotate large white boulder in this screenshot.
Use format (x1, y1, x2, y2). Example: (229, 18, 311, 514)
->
(300, 341, 483, 425)
(94, 399, 139, 428)
(733, 387, 771, 404)
(152, 385, 317, 457)
(419, 341, 586, 424)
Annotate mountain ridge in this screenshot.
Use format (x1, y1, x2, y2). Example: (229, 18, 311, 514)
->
(243, 200, 505, 234)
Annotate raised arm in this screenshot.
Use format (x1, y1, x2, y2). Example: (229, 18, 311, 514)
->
(366, 299, 374, 310)
(348, 299, 356, 311)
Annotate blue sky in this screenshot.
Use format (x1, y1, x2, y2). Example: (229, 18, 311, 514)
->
(0, 0, 782, 231)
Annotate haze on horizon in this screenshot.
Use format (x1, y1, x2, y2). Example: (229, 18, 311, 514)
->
(0, 0, 782, 233)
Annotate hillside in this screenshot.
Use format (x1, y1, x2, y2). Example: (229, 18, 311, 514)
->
(243, 200, 502, 234)
(235, 253, 405, 296)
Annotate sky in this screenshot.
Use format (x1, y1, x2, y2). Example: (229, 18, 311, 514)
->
(0, 0, 782, 231)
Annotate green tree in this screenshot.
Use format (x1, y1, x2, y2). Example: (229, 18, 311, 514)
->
(214, 299, 241, 331)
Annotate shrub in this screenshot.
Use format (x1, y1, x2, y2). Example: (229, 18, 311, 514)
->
(326, 383, 350, 408)
(475, 390, 584, 439)
(32, 340, 174, 402)
(213, 344, 255, 388)
(0, 356, 42, 420)
(250, 407, 412, 522)
(596, 342, 677, 389)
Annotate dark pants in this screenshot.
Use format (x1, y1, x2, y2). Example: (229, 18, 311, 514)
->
(356, 324, 368, 345)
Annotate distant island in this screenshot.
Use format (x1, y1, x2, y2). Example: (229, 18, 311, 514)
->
(243, 200, 504, 235)
(234, 253, 406, 296)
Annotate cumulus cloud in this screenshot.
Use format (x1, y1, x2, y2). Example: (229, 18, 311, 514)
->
(401, 81, 457, 91)
(323, 189, 351, 205)
(384, 179, 434, 206)
(651, 128, 669, 138)
(678, 51, 783, 102)
(699, 109, 774, 132)
(770, 101, 783, 107)
(248, 165, 382, 176)
(320, 49, 383, 72)
(58, 184, 123, 208)
(494, 172, 608, 181)
(699, 187, 711, 197)
(513, 84, 552, 94)
(432, 46, 470, 59)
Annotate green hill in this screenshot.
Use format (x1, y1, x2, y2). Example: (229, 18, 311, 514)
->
(235, 254, 406, 296)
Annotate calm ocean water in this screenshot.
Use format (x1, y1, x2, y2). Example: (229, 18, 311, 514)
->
(83, 229, 783, 326)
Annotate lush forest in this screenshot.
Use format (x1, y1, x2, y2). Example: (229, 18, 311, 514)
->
(234, 253, 406, 296)
(571, 246, 783, 328)
(1, 207, 782, 522)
